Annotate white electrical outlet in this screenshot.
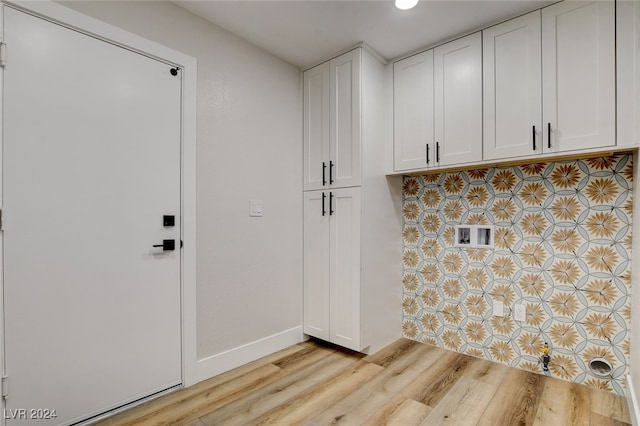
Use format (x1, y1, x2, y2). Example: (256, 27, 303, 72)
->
(514, 304, 526, 322)
(493, 300, 504, 317)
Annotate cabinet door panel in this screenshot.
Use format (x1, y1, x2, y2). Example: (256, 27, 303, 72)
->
(616, 0, 640, 147)
(331, 49, 361, 188)
(435, 32, 482, 166)
(484, 11, 542, 160)
(542, 1, 615, 152)
(303, 191, 330, 340)
(329, 188, 361, 351)
(393, 50, 434, 171)
(303, 62, 330, 191)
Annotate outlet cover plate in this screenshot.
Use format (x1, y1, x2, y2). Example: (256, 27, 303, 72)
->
(514, 304, 526, 322)
(493, 300, 504, 317)
(249, 199, 263, 217)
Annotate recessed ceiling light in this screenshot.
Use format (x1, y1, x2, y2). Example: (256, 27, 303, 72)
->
(395, 0, 419, 10)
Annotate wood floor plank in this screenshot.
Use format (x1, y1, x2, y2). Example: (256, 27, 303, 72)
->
(590, 386, 632, 424)
(363, 337, 421, 367)
(198, 347, 355, 425)
(534, 376, 590, 426)
(271, 339, 353, 371)
(477, 368, 545, 426)
(110, 364, 285, 426)
(399, 349, 473, 407)
(270, 340, 337, 373)
(462, 356, 510, 386)
(420, 376, 498, 426)
(307, 341, 442, 424)
(182, 419, 206, 426)
(270, 342, 324, 370)
(590, 412, 632, 426)
(362, 395, 431, 426)
(246, 360, 384, 425)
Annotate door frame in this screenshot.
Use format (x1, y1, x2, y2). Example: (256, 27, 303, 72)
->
(0, 0, 197, 422)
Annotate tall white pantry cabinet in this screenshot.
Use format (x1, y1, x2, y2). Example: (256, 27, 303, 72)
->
(303, 47, 401, 353)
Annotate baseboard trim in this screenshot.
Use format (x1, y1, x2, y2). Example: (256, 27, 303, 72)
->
(626, 375, 640, 426)
(194, 326, 303, 384)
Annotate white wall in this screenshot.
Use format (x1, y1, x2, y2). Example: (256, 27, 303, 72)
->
(60, 1, 303, 374)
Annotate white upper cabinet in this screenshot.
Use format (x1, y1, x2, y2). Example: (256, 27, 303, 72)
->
(394, 0, 618, 171)
(542, 1, 615, 153)
(616, 0, 640, 147)
(393, 50, 434, 171)
(304, 49, 361, 190)
(303, 62, 330, 190)
(331, 50, 362, 189)
(483, 11, 542, 160)
(484, 2, 615, 160)
(434, 32, 483, 167)
(393, 32, 481, 172)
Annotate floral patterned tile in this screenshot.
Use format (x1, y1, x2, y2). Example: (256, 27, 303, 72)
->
(401, 154, 633, 396)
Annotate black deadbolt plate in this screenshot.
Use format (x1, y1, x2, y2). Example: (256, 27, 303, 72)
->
(163, 215, 175, 227)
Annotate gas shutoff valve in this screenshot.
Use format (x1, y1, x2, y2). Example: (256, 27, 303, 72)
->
(540, 342, 551, 372)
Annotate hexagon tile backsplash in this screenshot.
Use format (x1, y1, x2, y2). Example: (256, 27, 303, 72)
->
(401, 154, 632, 395)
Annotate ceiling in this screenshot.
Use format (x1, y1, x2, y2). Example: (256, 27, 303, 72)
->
(174, 0, 554, 69)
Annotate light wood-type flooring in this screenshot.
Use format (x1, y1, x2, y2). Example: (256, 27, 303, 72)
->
(94, 338, 631, 425)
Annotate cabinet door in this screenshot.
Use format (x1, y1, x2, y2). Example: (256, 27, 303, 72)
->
(303, 191, 330, 341)
(330, 49, 361, 188)
(484, 11, 542, 160)
(542, 1, 615, 152)
(434, 32, 483, 166)
(329, 187, 361, 351)
(393, 50, 435, 171)
(616, 0, 640, 147)
(303, 62, 330, 191)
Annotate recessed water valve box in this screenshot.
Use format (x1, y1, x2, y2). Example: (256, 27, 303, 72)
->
(455, 225, 494, 248)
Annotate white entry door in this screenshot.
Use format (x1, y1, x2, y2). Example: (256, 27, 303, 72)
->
(3, 6, 182, 425)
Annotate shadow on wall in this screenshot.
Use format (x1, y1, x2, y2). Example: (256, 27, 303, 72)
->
(401, 154, 632, 396)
